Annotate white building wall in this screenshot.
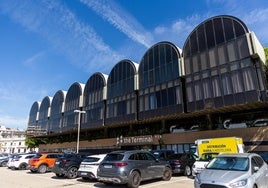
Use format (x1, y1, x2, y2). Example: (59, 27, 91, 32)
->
(0, 125, 34, 153)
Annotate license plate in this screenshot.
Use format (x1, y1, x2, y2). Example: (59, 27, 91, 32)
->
(104, 165, 112, 168)
(81, 172, 87, 176)
(55, 162, 60, 164)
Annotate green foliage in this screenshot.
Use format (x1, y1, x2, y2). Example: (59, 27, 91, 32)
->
(25, 137, 49, 149)
(264, 47, 268, 65)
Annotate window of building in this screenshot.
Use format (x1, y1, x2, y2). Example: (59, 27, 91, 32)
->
(221, 74, 233, 95)
(242, 68, 255, 91)
(209, 48, 217, 67)
(214, 18, 225, 44)
(212, 76, 222, 97)
(231, 71, 244, 93)
(193, 81, 202, 100)
(203, 78, 212, 99)
(223, 18, 235, 41)
(227, 42, 237, 62)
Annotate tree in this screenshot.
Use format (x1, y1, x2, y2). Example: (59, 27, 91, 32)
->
(25, 137, 48, 149)
(264, 47, 268, 65)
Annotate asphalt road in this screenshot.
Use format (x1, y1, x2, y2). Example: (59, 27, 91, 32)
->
(0, 167, 194, 188)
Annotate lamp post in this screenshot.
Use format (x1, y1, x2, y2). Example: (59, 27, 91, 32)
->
(74, 109, 86, 153)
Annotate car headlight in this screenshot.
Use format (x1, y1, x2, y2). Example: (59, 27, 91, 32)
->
(229, 179, 247, 188)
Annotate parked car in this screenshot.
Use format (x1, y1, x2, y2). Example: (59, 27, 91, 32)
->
(0, 153, 9, 167)
(97, 150, 172, 188)
(167, 153, 197, 176)
(78, 154, 107, 180)
(52, 153, 88, 179)
(192, 152, 218, 176)
(9, 153, 35, 170)
(251, 118, 268, 127)
(194, 153, 268, 188)
(223, 119, 248, 129)
(7, 153, 23, 168)
(170, 125, 200, 133)
(28, 153, 63, 173)
(150, 149, 175, 160)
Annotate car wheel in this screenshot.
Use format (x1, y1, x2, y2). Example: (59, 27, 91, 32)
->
(1, 161, 7, 167)
(127, 170, 141, 188)
(56, 173, 65, 177)
(38, 164, 47, 173)
(184, 165, 192, 176)
(67, 167, 78, 179)
(19, 163, 27, 170)
(162, 167, 172, 181)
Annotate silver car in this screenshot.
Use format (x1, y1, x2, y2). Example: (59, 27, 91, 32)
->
(194, 153, 268, 188)
(97, 150, 172, 188)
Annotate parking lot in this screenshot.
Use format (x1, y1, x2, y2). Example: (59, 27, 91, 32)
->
(0, 167, 194, 188)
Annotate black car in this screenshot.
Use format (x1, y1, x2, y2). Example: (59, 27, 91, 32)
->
(167, 153, 197, 176)
(52, 153, 88, 179)
(150, 149, 175, 160)
(249, 151, 268, 164)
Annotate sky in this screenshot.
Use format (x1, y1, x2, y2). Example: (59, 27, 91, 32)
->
(0, 0, 268, 130)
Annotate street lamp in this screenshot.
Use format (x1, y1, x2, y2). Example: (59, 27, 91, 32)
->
(74, 109, 86, 153)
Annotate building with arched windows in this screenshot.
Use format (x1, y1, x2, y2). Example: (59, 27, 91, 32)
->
(82, 72, 108, 129)
(27, 15, 268, 153)
(48, 90, 66, 134)
(183, 15, 266, 113)
(138, 42, 185, 120)
(106, 60, 139, 125)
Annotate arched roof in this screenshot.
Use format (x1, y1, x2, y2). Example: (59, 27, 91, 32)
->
(28, 101, 41, 123)
(65, 82, 85, 111)
(66, 82, 85, 101)
(85, 72, 108, 92)
(39, 96, 53, 119)
(108, 59, 139, 84)
(107, 59, 139, 98)
(139, 41, 182, 89)
(183, 15, 249, 57)
(50, 90, 67, 115)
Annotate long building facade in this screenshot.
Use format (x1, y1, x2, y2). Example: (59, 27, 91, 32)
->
(27, 15, 268, 153)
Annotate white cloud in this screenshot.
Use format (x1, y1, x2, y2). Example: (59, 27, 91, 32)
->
(0, 0, 123, 73)
(153, 14, 206, 47)
(241, 8, 268, 45)
(22, 51, 45, 68)
(0, 115, 28, 130)
(80, 0, 154, 48)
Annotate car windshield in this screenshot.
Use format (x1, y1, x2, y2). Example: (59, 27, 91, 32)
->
(206, 156, 249, 171)
(199, 153, 218, 161)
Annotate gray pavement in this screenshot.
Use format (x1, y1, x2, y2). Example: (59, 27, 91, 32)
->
(0, 167, 194, 188)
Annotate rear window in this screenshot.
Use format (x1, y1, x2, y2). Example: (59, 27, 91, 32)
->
(103, 154, 124, 161)
(83, 157, 101, 162)
(168, 154, 184, 159)
(32, 154, 42, 159)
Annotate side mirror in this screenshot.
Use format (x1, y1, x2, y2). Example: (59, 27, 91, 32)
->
(253, 166, 259, 172)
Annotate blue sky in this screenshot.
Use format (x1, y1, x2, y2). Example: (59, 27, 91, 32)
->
(0, 0, 268, 130)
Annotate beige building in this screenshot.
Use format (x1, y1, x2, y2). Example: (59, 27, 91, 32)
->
(0, 125, 33, 153)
